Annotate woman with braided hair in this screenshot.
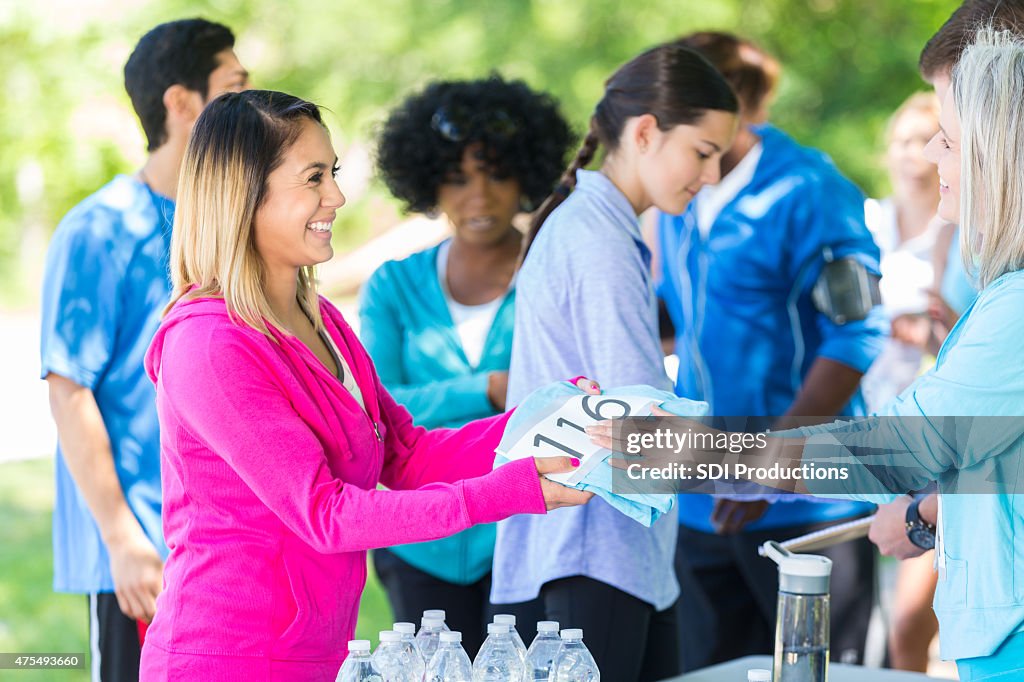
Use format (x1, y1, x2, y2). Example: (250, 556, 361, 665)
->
(494, 43, 738, 682)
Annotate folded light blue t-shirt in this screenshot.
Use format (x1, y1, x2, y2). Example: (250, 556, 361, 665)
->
(495, 381, 709, 526)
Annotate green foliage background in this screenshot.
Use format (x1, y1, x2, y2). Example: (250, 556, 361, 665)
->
(2, 0, 958, 303)
(0, 0, 961, 669)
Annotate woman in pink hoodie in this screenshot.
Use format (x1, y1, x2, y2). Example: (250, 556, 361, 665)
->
(139, 90, 592, 681)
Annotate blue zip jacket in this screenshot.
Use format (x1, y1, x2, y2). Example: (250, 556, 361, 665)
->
(658, 125, 887, 531)
(358, 240, 513, 584)
(799, 270, 1024, 662)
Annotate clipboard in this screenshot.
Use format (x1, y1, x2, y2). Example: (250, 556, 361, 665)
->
(757, 514, 875, 556)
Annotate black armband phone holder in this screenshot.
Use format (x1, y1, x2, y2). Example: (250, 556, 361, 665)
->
(811, 253, 881, 325)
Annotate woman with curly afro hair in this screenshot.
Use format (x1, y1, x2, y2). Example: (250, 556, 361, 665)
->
(359, 75, 574, 655)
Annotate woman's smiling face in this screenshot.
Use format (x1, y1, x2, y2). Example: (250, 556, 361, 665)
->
(253, 118, 346, 272)
(923, 88, 962, 224)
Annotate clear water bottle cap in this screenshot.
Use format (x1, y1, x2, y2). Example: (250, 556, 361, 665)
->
(348, 639, 371, 653)
(378, 630, 402, 643)
(493, 614, 516, 626)
(537, 621, 560, 633)
(747, 669, 771, 682)
(560, 628, 583, 640)
(761, 541, 832, 594)
(423, 609, 446, 621)
(393, 622, 416, 635)
(440, 631, 463, 643)
(487, 622, 511, 634)
(421, 616, 445, 628)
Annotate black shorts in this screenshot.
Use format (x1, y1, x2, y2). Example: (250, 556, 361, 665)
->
(88, 593, 141, 682)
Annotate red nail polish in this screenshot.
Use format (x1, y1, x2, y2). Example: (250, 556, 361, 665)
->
(570, 457, 581, 467)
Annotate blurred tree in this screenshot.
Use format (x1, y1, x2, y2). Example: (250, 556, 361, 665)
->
(0, 0, 958, 302)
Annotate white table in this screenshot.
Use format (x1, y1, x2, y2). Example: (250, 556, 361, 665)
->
(662, 655, 936, 681)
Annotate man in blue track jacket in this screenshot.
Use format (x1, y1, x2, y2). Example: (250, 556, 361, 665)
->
(657, 32, 887, 670)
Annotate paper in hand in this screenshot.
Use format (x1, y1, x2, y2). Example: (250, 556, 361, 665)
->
(495, 394, 656, 486)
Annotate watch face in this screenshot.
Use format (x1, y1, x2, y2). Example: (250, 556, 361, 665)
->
(909, 527, 936, 550)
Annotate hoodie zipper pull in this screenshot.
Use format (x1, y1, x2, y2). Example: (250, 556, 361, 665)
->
(372, 420, 382, 442)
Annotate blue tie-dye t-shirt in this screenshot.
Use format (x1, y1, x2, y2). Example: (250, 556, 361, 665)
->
(40, 174, 173, 592)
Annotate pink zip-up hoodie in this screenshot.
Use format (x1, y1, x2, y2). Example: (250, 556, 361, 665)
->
(139, 295, 546, 681)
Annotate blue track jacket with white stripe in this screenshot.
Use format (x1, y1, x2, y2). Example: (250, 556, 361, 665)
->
(658, 124, 888, 531)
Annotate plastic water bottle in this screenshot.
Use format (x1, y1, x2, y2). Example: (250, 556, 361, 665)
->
(491, 614, 527, 663)
(373, 631, 418, 682)
(472, 622, 525, 682)
(549, 629, 599, 682)
(416, 616, 447, 665)
(426, 630, 473, 682)
(762, 541, 831, 682)
(394, 622, 425, 678)
(337, 640, 384, 682)
(524, 621, 561, 681)
(423, 609, 451, 630)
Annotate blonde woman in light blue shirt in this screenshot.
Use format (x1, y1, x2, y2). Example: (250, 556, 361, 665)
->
(599, 28, 1024, 681)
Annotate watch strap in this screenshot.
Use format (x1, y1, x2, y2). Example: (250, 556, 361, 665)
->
(906, 496, 936, 532)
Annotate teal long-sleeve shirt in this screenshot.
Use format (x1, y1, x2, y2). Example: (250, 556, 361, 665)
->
(359, 241, 514, 429)
(358, 240, 514, 583)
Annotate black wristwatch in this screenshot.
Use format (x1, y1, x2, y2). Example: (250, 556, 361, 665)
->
(905, 496, 936, 550)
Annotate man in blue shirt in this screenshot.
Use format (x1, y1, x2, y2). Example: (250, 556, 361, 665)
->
(658, 32, 887, 671)
(41, 19, 248, 681)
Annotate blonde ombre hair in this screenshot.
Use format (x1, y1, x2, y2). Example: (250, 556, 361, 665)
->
(167, 90, 326, 336)
(953, 27, 1024, 288)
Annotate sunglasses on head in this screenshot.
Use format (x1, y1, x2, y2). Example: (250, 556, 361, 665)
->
(430, 106, 521, 142)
